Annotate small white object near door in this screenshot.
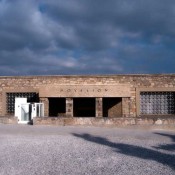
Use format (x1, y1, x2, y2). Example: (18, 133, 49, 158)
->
(31, 103, 44, 119)
(15, 98, 30, 124)
(15, 98, 44, 124)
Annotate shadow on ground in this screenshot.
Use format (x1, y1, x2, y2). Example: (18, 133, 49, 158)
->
(72, 133, 175, 170)
(153, 132, 175, 151)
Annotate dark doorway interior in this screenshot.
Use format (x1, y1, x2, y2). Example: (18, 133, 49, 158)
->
(73, 98, 95, 117)
(103, 98, 122, 117)
(49, 98, 66, 117)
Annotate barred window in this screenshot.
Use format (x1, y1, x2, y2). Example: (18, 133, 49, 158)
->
(6, 92, 39, 114)
(140, 92, 175, 115)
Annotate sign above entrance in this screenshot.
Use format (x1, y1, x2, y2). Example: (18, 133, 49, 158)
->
(39, 85, 131, 97)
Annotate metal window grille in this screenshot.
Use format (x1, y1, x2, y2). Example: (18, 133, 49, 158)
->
(140, 92, 175, 115)
(6, 92, 39, 114)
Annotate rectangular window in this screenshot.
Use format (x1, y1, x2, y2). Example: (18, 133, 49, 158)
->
(140, 92, 175, 115)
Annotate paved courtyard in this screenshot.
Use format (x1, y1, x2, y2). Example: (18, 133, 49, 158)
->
(0, 124, 175, 175)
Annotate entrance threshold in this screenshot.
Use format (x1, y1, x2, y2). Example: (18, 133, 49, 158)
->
(18, 121, 30, 124)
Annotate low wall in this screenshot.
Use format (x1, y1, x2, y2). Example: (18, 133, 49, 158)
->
(33, 117, 175, 128)
(0, 116, 18, 124)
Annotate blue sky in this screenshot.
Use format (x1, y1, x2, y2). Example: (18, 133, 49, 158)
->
(0, 0, 175, 75)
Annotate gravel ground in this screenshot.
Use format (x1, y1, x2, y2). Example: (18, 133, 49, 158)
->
(0, 124, 175, 175)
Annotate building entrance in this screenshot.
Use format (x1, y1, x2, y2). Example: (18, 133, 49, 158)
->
(15, 98, 44, 124)
(73, 98, 95, 117)
(49, 98, 66, 116)
(103, 98, 122, 117)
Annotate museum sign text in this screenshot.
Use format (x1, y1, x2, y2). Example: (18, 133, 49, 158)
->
(39, 85, 131, 97)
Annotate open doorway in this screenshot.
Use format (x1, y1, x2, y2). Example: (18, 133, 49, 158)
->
(49, 98, 66, 117)
(103, 98, 122, 117)
(73, 98, 95, 117)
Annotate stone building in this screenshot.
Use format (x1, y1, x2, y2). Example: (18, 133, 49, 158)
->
(0, 74, 175, 125)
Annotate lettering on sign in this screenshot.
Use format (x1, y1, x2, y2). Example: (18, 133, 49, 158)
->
(39, 85, 130, 97)
(58, 88, 108, 93)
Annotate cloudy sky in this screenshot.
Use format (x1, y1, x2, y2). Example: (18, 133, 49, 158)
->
(0, 0, 175, 76)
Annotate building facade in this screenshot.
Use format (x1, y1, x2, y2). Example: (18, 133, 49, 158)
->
(0, 74, 175, 121)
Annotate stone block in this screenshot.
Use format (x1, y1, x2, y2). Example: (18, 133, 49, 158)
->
(155, 119, 163, 125)
(136, 118, 154, 125)
(0, 116, 18, 124)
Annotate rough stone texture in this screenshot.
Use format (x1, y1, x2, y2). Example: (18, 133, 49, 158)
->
(33, 117, 64, 126)
(122, 97, 130, 117)
(155, 119, 163, 125)
(0, 74, 175, 118)
(108, 100, 122, 117)
(0, 116, 18, 124)
(96, 98, 103, 117)
(33, 117, 175, 129)
(66, 98, 73, 117)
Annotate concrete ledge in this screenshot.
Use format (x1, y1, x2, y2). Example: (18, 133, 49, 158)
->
(33, 117, 175, 128)
(0, 116, 18, 124)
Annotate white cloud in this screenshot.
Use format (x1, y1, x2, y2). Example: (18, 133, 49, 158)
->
(0, 0, 175, 75)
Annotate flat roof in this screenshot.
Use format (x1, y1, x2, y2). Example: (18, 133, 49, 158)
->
(0, 74, 175, 79)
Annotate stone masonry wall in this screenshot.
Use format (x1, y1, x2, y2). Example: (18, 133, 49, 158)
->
(0, 74, 175, 117)
(122, 97, 130, 117)
(108, 101, 122, 117)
